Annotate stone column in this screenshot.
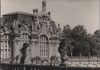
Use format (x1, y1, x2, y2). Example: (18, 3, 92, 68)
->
(7, 41, 8, 58)
(42, 42, 44, 57)
(35, 41, 38, 56)
(52, 40, 55, 56)
(6, 36, 8, 58)
(43, 41, 44, 57)
(12, 37, 20, 63)
(4, 41, 5, 59)
(1, 41, 4, 59)
(1, 41, 2, 59)
(41, 38, 43, 57)
(13, 40, 18, 57)
(36, 41, 40, 56)
(2, 41, 4, 59)
(31, 39, 35, 58)
(39, 40, 41, 57)
(45, 42, 46, 57)
(13, 40, 16, 63)
(49, 40, 53, 58)
(53, 40, 56, 56)
(41, 41, 42, 57)
(38, 41, 40, 57)
(44, 42, 45, 57)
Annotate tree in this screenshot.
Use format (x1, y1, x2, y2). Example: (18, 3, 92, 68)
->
(59, 25, 91, 59)
(61, 25, 72, 39)
(93, 43, 100, 58)
(85, 34, 95, 57)
(93, 30, 100, 43)
(58, 25, 72, 63)
(72, 25, 87, 41)
(92, 30, 100, 57)
(73, 40, 90, 57)
(71, 25, 89, 57)
(58, 25, 100, 65)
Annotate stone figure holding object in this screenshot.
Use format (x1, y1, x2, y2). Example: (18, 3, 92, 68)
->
(20, 43, 29, 64)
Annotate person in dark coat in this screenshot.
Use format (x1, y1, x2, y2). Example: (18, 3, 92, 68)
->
(20, 43, 29, 64)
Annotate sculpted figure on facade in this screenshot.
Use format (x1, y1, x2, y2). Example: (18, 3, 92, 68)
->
(20, 43, 29, 64)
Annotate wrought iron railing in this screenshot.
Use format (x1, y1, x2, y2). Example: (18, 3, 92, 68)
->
(1, 63, 100, 70)
(0, 63, 66, 70)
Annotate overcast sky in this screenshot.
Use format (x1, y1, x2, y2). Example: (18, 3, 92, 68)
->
(1, 0, 100, 34)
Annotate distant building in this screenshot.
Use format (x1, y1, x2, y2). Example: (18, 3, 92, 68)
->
(0, 0, 61, 63)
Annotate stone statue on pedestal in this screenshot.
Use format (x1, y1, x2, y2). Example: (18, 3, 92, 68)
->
(20, 43, 29, 64)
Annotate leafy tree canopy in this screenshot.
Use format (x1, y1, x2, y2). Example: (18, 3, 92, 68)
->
(58, 25, 99, 62)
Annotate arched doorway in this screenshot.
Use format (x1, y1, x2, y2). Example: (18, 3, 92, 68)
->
(39, 35, 49, 58)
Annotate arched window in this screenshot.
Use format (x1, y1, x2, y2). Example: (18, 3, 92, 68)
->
(40, 35, 49, 58)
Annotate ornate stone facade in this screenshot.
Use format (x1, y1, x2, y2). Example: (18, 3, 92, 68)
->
(0, 0, 61, 63)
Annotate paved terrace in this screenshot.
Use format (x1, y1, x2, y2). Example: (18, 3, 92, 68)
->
(65, 57, 100, 67)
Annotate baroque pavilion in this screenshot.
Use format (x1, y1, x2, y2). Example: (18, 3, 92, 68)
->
(0, 0, 61, 63)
